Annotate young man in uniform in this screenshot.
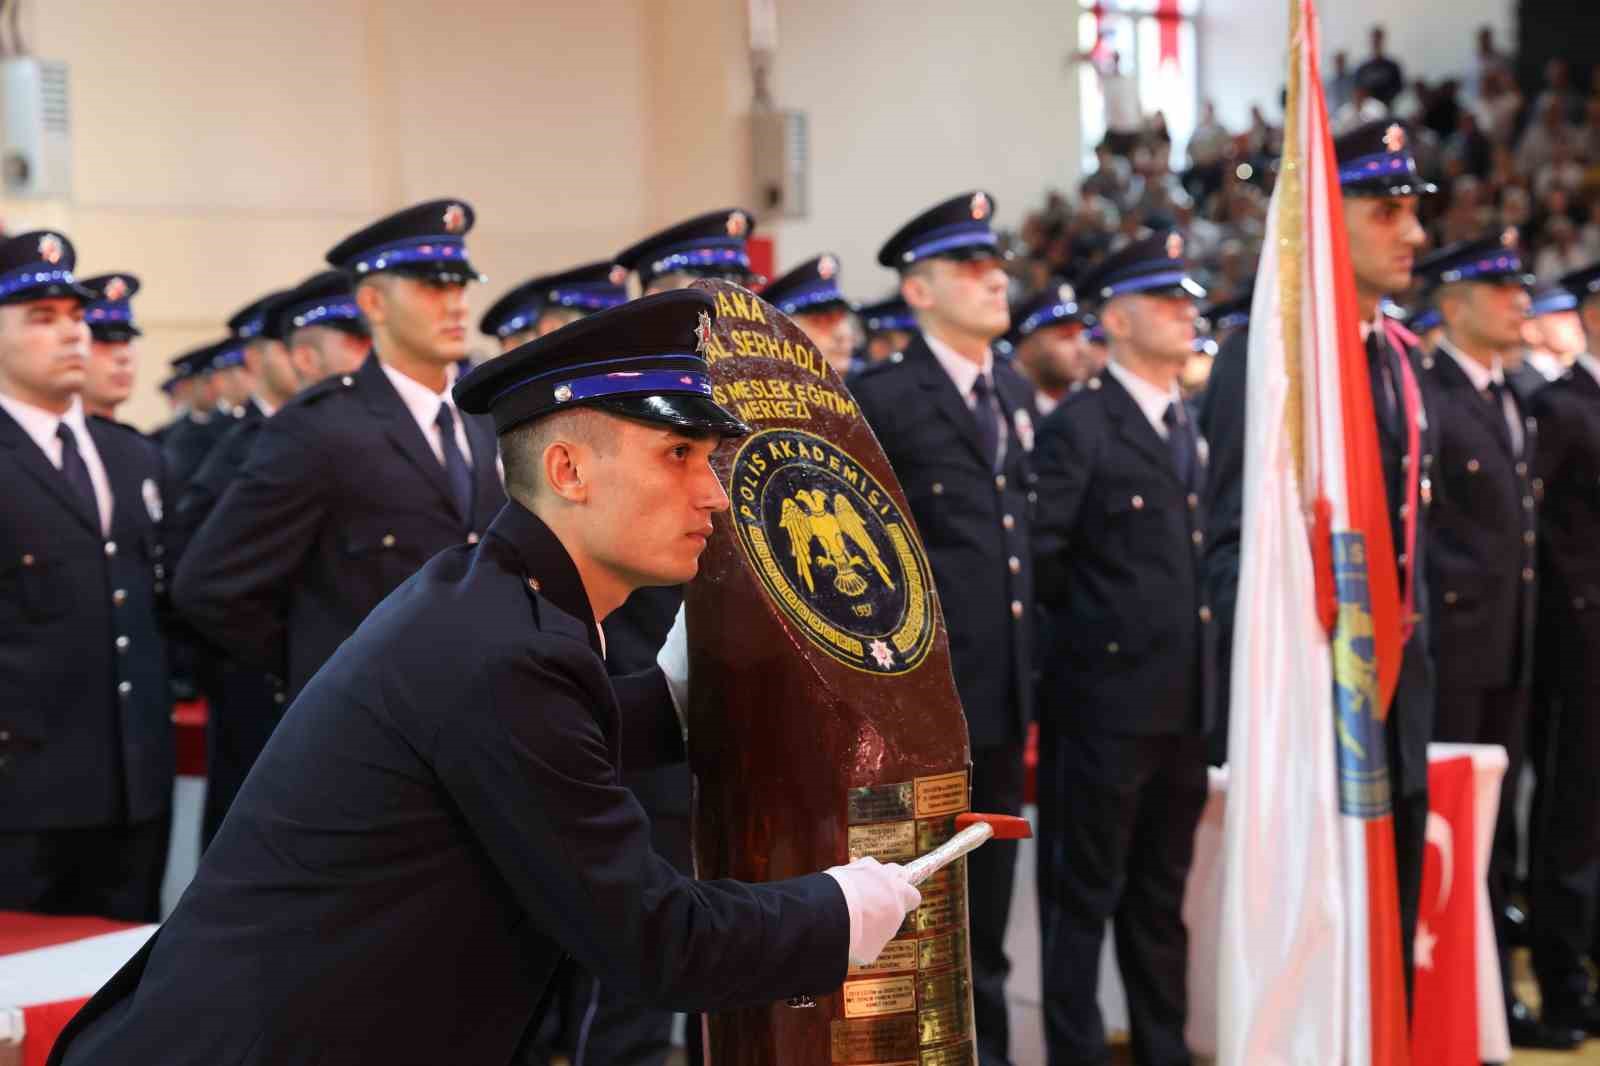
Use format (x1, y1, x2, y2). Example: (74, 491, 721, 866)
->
(79, 273, 143, 421)
(1529, 260, 1600, 1039)
(855, 294, 917, 371)
(1201, 122, 1439, 1003)
(761, 254, 856, 378)
(0, 232, 172, 921)
(1032, 233, 1213, 1066)
(173, 199, 505, 703)
(1413, 236, 1579, 1049)
(852, 190, 1035, 1066)
(1001, 283, 1091, 416)
(49, 289, 919, 1066)
(480, 261, 629, 354)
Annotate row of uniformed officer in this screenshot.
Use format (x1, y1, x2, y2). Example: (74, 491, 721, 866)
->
(0, 231, 174, 921)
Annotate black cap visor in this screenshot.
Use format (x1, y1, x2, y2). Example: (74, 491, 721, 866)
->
(594, 393, 751, 439)
(0, 280, 96, 307)
(1343, 177, 1439, 198)
(89, 323, 142, 342)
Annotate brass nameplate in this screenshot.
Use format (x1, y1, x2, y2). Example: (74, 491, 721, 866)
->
(829, 1016, 919, 1063)
(849, 937, 919, 976)
(842, 975, 917, 1019)
(917, 816, 956, 851)
(914, 771, 968, 818)
(848, 820, 917, 862)
(849, 782, 916, 825)
(920, 1039, 975, 1066)
(915, 888, 966, 933)
(917, 929, 967, 972)
(917, 995, 972, 1047)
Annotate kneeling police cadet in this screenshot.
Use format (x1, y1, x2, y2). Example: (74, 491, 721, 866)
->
(48, 288, 919, 1066)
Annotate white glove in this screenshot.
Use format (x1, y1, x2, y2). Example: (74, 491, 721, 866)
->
(655, 604, 689, 734)
(824, 857, 922, 966)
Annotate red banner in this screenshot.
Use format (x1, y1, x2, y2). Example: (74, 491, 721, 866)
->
(1411, 756, 1480, 1065)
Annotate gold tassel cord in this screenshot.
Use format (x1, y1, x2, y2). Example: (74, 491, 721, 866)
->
(1278, 0, 1307, 490)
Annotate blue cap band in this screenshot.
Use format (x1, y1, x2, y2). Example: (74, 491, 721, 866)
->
(647, 238, 750, 278)
(1410, 308, 1442, 332)
(488, 352, 704, 408)
(288, 298, 362, 330)
(901, 223, 998, 264)
(557, 368, 713, 404)
(1338, 150, 1420, 188)
(236, 313, 268, 339)
(1533, 291, 1579, 315)
(87, 304, 133, 324)
(211, 343, 247, 370)
(1019, 302, 1080, 337)
(1214, 310, 1251, 332)
(352, 235, 471, 274)
(0, 265, 79, 301)
(865, 310, 917, 332)
(774, 281, 847, 315)
(547, 284, 628, 312)
(1437, 252, 1527, 284)
(1100, 269, 1193, 300)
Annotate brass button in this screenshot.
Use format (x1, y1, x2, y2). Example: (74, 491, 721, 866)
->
(1199, 605, 1213, 623)
(1523, 496, 1535, 511)
(1466, 459, 1480, 474)
(20, 553, 33, 566)
(1028, 491, 1038, 504)
(527, 577, 542, 593)
(1522, 567, 1535, 583)
(1191, 530, 1203, 546)
(341, 375, 354, 386)
(381, 533, 396, 548)
(1008, 556, 1021, 575)
(1524, 531, 1536, 546)
(1398, 504, 1409, 519)
(112, 589, 127, 606)
(104, 541, 117, 557)
(1106, 642, 1120, 654)
(154, 564, 165, 579)
(995, 474, 1007, 491)
(1398, 553, 1408, 567)
(1187, 493, 1199, 511)
(1131, 495, 1145, 510)
(117, 681, 132, 697)
(932, 482, 944, 495)
(466, 532, 480, 545)
(115, 635, 129, 652)
(1002, 514, 1015, 530)
(1444, 591, 1459, 605)
(0, 730, 8, 742)
(1011, 600, 1024, 619)
(1516, 462, 1528, 477)
(1088, 377, 1102, 390)
(273, 691, 286, 705)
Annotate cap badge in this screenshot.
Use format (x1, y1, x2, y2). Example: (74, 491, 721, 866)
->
(37, 234, 63, 265)
(1383, 124, 1406, 153)
(726, 211, 749, 238)
(817, 255, 837, 280)
(553, 385, 573, 403)
(970, 192, 991, 220)
(442, 203, 467, 234)
(694, 310, 714, 355)
(104, 276, 128, 301)
(1058, 283, 1075, 304)
(1501, 227, 1518, 249)
(1166, 233, 1184, 259)
(609, 264, 629, 286)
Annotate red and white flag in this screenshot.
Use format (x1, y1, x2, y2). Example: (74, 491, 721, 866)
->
(1218, 0, 1412, 1062)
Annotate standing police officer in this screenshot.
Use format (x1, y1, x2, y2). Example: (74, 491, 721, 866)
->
(1529, 260, 1600, 1038)
(1413, 236, 1577, 1049)
(50, 289, 919, 1066)
(79, 274, 143, 422)
(0, 231, 173, 921)
(761, 254, 856, 378)
(1000, 283, 1092, 416)
(480, 261, 630, 354)
(852, 191, 1035, 1066)
(173, 199, 504, 702)
(1032, 233, 1213, 1066)
(1201, 121, 1439, 1000)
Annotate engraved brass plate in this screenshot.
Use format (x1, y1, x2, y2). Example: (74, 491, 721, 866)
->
(917, 994, 972, 1047)
(829, 1016, 919, 1063)
(848, 820, 917, 861)
(914, 771, 968, 818)
(920, 1039, 975, 1066)
(842, 975, 917, 1019)
(914, 888, 966, 933)
(916, 816, 956, 852)
(917, 929, 967, 972)
(848, 782, 916, 824)
(849, 937, 919, 976)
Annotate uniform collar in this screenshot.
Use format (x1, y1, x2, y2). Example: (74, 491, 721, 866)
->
(1437, 336, 1505, 392)
(486, 499, 603, 657)
(0, 391, 83, 455)
(1105, 357, 1182, 435)
(923, 330, 993, 398)
(1578, 352, 1600, 389)
(379, 359, 460, 427)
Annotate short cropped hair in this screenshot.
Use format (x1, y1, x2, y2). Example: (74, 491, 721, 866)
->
(500, 407, 615, 504)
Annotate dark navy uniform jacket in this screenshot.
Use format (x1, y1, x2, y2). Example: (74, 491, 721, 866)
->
(160, 405, 247, 499)
(1201, 324, 1437, 792)
(1031, 371, 1215, 736)
(1420, 344, 1539, 690)
(170, 414, 263, 562)
(50, 501, 848, 1066)
(1532, 362, 1600, 635)
(0, 410, 171, 830)
(172, 355, 504, 697)
(850, 334, 1037, 749)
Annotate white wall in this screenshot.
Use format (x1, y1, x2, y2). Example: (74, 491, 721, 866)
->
(768, 0, 1081, 301)
(1200, 0, 1516, 130)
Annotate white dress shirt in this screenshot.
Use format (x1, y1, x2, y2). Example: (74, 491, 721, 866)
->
(380, 362, 473, 468)
(0, 392, 113, 535)
(1105, 358, 1182, 441)
(1437, 338, 1523, 454)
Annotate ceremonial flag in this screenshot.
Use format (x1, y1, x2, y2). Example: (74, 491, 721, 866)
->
(1410, 755, 1480, 1066)
(1218, 0, 1411, 1062)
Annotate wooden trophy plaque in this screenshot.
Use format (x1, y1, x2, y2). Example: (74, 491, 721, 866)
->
(686, 279, 976, 1066)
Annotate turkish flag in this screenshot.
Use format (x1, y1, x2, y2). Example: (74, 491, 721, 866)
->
(1411, 755, 1480, 1065)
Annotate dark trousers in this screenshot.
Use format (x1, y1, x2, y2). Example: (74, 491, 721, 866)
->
(970, 743, 1026, 1066)
(1532, 609, 1600, 1013)
(1037, 728, 1207, 1066)
(1433, 681, 1531, 1007)
(202, 663, 284, 850)
(0, 818, 170, 922)
(1387, 705, 1428, 1018)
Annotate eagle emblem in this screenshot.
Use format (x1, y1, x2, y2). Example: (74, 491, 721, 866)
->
(694, 310, 714, 355)
(1383, 123, 1406, 153)
(1501, 226, 1518, 249)
(778, 489, 895, 598)
(37, 234, 63, 265)
(104, 276, 129, 302)
(818, 254, 837, 280)
(970, 192, 990, 220)
(726, 211, 749, 237)
(609, 264, 629, 286)
(1166, 232, 1184, 259)
(442, 203, 467, 233)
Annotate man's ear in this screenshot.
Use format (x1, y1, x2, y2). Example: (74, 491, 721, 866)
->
(901, 270, 934, 313)
(354, 278, 385, 327)
(543, 439, 589, 504)
(1100, 299, 1130, 342)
